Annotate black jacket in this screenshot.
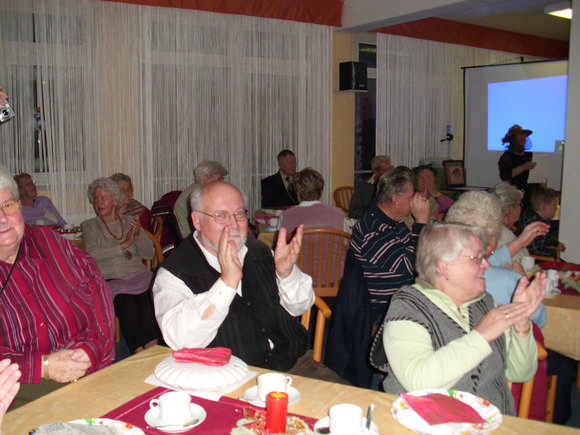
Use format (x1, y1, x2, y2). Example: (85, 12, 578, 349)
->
(261, 171, 299, 208)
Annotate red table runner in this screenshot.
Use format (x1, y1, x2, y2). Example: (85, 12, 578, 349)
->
(539, 261, 580, 296)
(102, 386, 317, 434)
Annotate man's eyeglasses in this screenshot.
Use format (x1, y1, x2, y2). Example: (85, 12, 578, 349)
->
(198, 209, 248, 224)
(460, 254, 486, 265)
(0, 199, 21, 216)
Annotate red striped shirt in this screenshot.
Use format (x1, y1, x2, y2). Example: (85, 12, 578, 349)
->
(0, 225, 115, 383)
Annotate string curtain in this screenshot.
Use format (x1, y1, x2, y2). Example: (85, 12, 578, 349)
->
(375, 34, 543, 167)
(0, 0, 332, 223)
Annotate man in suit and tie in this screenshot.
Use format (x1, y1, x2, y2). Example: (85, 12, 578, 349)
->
(261, 149, 299, 208)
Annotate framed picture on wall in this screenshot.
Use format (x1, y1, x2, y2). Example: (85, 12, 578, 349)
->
(443, 160, 465, 187)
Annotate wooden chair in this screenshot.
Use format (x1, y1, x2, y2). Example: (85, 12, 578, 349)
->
(301, 296, 332, 363)
(333, 186, 354, 213)
(530, 245, 561, 263)
(508, 340, 557, 421)
(151, 215, 164, 240)
(298, 228, 351, 297)
(143, 229, 164, 271)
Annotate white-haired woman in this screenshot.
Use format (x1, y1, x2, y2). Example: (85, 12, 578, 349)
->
(82, 177, 160, 354)
(445, 190, 547, 327)
(371, 222, 544, 415)
(491, 182, 549, 263)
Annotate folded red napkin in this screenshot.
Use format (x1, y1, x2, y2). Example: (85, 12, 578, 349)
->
(173, 347, 232, 366)
(402, 393, 486, 425)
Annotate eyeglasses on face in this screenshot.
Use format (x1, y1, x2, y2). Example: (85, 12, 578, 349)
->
(0, 199, 21, 216)
(198, 209, 248, 224)
(460, 253, 486, 265)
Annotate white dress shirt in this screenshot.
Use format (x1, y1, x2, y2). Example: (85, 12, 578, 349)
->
(153, 233, 314, 350)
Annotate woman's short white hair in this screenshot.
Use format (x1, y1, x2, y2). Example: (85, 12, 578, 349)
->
(417, 222, 487, 284)
(87, 177, 123, 205)
(0, 166, 19, 199)
(445, 191, 503, 240)
(490, 182, 523, 215)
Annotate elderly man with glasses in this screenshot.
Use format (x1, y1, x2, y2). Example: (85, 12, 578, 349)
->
(154, 182, 345, 380)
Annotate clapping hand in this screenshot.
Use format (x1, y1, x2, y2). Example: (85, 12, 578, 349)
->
(275, 225, 303, 279)
(218, 226, 243, 289)
(410, 192, 430, 224)
(0, 359, 20, 423)
(519, 221, 550, 247)
(128, 216, 141, 239)
(120, 217, 141, 250)
(476, 272, 545, 342)
(511, 271, 546, 329)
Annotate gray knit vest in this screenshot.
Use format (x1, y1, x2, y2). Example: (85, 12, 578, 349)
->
(374, 285, 515, 415)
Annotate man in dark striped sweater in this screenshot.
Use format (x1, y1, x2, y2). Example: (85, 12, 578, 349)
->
(350, 166, 430, 326)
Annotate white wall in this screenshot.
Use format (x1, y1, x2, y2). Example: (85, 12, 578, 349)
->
(558, 5, 580, 262)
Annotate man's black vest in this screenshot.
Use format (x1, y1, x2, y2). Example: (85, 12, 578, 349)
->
(162, 237, 308, 371)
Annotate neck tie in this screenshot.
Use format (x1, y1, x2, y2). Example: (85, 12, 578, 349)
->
(286, 176, 296, 197)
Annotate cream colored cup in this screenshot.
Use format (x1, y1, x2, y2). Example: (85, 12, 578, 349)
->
(521, 256, 535, 270)
(547, 269, 559, 281)
(329, 403, 363, 435)
(149, 391, 192, 425)
(257, 373, 292, 402)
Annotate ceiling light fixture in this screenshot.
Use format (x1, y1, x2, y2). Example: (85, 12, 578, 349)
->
(544, 1, 573, 19)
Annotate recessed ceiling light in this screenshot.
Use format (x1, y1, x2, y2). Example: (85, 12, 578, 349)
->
(544, 1, 573, 19)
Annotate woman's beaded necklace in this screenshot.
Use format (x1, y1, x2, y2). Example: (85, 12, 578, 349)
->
(100, 215, 124, 241)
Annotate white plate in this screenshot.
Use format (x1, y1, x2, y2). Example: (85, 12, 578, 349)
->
(144, 403, 206, 433)
(242, 385, 301, 407)
(32, 418, 144, 434)
(154, 355, 248, 391)
(391, 389, 502, 435)
(313, 416, 378, 434)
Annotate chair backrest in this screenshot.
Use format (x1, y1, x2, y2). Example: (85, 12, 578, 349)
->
(509, 339, 555, 420)
(333, 186, 354, 213)
(298, 228, 351, 297)
(143, 229, 165, 271)
(301, 296, 332, 362)
(151, 190, 182, 253)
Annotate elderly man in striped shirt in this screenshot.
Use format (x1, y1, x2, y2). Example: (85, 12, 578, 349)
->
(350, 166, 430, 326)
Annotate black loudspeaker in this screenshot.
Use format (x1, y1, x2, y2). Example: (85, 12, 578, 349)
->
(339, 61, 367, 91)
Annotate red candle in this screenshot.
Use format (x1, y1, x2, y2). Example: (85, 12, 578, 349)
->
(266, 391, 288, 433)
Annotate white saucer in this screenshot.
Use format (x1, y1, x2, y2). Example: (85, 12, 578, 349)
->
(242, 385, 301, 407)
(144, 403, 206, 433)
(313, 416, 379, 434)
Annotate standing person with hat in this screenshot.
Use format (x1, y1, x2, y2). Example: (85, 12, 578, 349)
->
(498, 124, 536, 193)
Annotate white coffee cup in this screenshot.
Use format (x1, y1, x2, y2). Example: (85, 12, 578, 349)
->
(329, 403, 363, 435)
(521, 256, 535, 270)
(257, 373, 292, 402)
(547, 269, 559, 281)
(149, 391, 192, 425)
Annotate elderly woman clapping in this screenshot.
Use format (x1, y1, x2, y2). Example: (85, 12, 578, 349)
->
(491, 182, 550, 263)
(445, 190, 547, 327)
(0, 166, 114, 407)
(371, 222, 544, 415)
(82, 177, 160, 354)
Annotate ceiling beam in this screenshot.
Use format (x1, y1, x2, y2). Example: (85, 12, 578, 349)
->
(340, 0, 508, 32)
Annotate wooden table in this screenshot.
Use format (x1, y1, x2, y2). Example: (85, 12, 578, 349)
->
(5, 346, 579, 434)
(543, 294, 580, 360)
